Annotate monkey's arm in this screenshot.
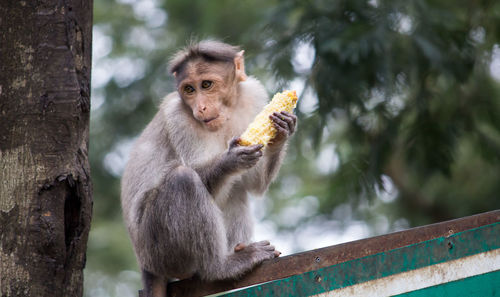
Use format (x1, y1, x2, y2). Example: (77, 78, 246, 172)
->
(194, 138, 263, 198)
(243, 111, 297, 195)
(242, 148, 286, 195)
(193, 156, 234, 197)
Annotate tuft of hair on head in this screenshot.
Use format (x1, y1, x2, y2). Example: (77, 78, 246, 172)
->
(168, 40, 242, 76)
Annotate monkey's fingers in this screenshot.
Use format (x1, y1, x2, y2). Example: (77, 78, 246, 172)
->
(281, 111, 296, 120)
(271, 120, 290, 138)
(229, 137, 242, 149)
(234, 243, 246, 252)
(278, 111, 297, 134)
(271, 112, 294, 134)
(240, 148, 263, 158)
(240, 144, 264, 154)
(262, 244, 276, 251)
(281, 111, 297, 125)
(255, 240, 271, 246)
(241, 155, 262, 163)
(259, 242, 281, 257)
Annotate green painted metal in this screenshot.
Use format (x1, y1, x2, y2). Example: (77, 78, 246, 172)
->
(392, 269, 500, 297)
(216, 222, 500, 297)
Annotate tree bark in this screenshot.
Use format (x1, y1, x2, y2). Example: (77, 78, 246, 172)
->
(0, 1, 93, 296)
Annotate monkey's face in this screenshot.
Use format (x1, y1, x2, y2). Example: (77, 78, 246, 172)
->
(177, 61, 237, 132)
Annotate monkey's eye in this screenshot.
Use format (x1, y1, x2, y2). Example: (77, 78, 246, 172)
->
(201, 80, 213, 89)
(184, 85, 195, 94)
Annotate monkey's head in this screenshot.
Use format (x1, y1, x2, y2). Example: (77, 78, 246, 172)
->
(169, 40, 248, 132)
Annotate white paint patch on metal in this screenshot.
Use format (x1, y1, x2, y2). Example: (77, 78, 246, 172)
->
(312, 248, 500, 297)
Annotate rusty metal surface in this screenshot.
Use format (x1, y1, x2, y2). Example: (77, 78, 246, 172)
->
(219, 223, 500, 297)
(167, 210, 500, 297)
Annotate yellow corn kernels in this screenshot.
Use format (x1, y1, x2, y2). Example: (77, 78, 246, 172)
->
(239, 90, 298, 146)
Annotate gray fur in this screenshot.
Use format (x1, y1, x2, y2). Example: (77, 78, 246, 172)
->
(169, 40, 241, 75)
(121, 71, 290, 296)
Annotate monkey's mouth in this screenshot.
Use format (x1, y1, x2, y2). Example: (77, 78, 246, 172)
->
(203, 116, 219, 124)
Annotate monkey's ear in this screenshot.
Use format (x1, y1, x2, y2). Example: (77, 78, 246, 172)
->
(234, 50, 248, 82)
(173, 71, 177, 78)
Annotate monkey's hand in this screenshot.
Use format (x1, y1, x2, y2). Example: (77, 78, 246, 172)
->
(222, 137, 264, 171)
(268, 111, 297, 151)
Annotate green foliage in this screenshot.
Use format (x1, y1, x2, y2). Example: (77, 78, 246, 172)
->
(263, 0, 500, 225)
(87, 0, 500, 295)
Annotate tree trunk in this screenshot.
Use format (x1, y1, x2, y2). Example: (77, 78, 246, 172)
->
(0, 1, 93, 296)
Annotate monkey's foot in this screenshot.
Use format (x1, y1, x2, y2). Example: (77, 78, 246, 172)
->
(234, 243, 246, 252)
(239, 240, 281, 263)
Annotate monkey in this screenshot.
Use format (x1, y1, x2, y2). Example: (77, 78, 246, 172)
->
(120, 40, 297, 297)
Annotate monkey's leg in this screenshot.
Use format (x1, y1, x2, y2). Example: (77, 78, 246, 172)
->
(165, 166, 278, 281)
(142, 269, 165, 297)
(138, 165, 278, 284)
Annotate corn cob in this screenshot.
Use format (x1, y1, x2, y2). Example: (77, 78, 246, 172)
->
(239, 90, 298, 146)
